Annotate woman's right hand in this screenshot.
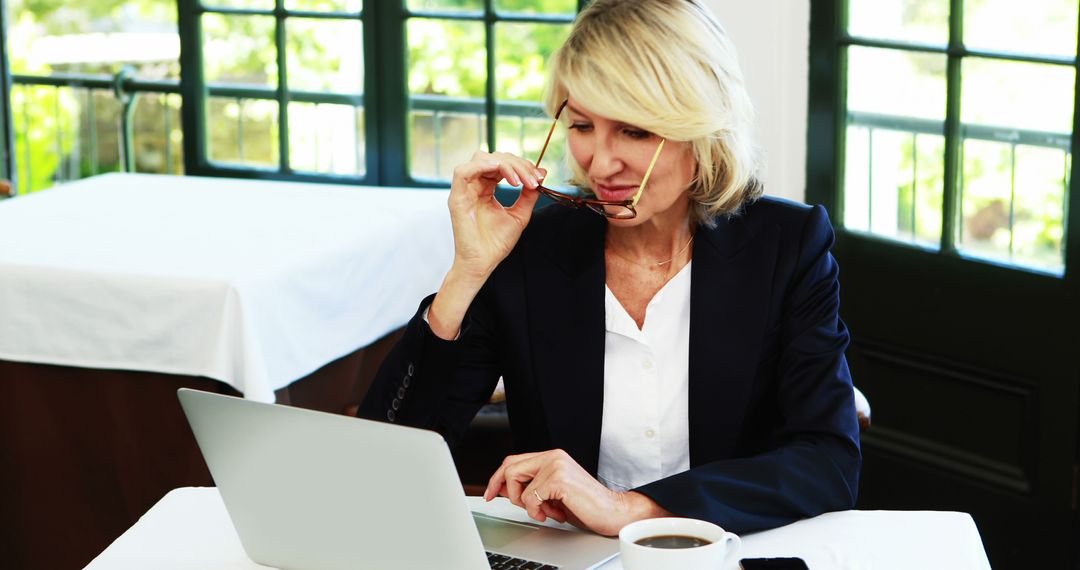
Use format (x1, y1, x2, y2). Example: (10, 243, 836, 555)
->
(448, 150, 544, 279)
(427, 151, 544, 340)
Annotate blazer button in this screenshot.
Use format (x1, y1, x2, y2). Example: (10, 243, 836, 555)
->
(402, 375, 411, 388)
(391, 398, 401, 411)
(397, 387, 406, 399)
(386, 409, 396, 422)
(407, 363, 415, 376)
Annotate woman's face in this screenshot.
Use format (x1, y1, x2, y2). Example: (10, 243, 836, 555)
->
(564, 97, 696, 226)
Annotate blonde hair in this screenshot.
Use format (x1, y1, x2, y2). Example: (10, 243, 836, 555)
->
(543, 0, 763, 224)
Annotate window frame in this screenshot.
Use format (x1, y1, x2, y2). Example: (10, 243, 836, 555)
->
(400, 2, 578, 186)
(177, 0, 377, 185)
(177, 0, 582, 188)
(1, 0, 582, 194)
(0, 0, 13, 187)
(806, 0, 1080, 279)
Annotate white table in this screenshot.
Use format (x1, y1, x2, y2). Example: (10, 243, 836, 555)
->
(0, 173, 457, 569)
(0, 173, 453, 402)
(87, 487, 991, 570)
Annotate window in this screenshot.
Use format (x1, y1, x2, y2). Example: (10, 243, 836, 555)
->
(187, 0, 365, 177)
(404, 0, 575, 187)
(809, 0, 1079, 274)
(2, 0, 579, 195)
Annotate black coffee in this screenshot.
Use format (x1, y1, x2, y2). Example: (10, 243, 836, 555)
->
(633, 534, 712, 549)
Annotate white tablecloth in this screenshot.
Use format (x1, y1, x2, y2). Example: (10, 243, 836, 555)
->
(86, 487, 991, 570)
(0, 174, 453, 402)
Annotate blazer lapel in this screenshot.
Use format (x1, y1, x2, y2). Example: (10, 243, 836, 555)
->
(688, 214, 779, 465)
(524, 211, 607, 475)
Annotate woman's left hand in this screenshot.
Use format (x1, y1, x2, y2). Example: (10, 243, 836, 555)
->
(482, 449, 669, 536)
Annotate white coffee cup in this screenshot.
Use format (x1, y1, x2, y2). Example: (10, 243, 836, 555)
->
(618, 517, 741, 570)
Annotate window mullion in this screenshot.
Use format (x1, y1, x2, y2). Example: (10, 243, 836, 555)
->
(1063, 11, 1080, 281)
(803, 0, 842, 214)
(360, 4, 379, 184)
(177, 0, 209, 177)
(275, 0, 291, 173)
(939, 0, 964, 255)
(484, 0, 496, 153)
(0, 0, 15, 192)
(370, 1, 408, 186)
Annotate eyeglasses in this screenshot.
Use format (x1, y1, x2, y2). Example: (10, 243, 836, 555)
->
(532, 100, 666, 220)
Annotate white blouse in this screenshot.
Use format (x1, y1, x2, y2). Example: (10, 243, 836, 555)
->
(597, 261, 692, 492)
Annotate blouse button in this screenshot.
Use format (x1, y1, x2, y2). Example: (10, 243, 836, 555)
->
(642, 359, 654, 370)
(644, 428, 656, 439)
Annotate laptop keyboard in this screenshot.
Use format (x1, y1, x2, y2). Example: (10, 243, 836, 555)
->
(485, 550, 559, 569)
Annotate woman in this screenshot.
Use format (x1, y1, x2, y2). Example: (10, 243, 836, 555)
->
(358, 0, 860, 537)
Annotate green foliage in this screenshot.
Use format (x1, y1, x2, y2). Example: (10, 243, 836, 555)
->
(12, 86, 69, 192)
(202, 13, 278, 86)
(408, 19, 487, 98)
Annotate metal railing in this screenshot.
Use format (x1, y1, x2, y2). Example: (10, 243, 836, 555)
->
(11, 70, 180, 193)
(847, 111, 1071, 269)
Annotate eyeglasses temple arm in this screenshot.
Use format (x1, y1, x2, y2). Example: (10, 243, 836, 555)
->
(534, 100, 568, 169)
(631, 139, 666, 207)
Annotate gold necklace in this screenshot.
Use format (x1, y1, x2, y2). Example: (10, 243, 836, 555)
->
(609, 233, 695, 267)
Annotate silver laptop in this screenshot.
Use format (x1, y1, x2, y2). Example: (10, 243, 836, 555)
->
(178, 388, 619, 570)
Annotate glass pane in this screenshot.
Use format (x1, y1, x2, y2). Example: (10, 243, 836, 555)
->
(493, 21, 572, 185)
(848, 0, 949, 45)
(288, 103, 365, 176)
(203, 14, 278, 87)
(965, 0, 1078, 59)
(408, 19, 485, 98)
(207, 97, 280, 168)
(847, 47, 947, 120)
(407, 0, 482, 12)
(843, 126, 944, 246)
(911, 134, 946, 244)
(410, 110, 485, 180)
(286, 18, 364, 93)
(408, 18, 486, 180)
(1012, 146, 1067, 271)
(17, 85, 70, 192)
(82, 90, 124, 178)
(132, 93, 184, 175)
(202, 0, 274, 9)
(285, 0, 362, 11)
(843, 126, 871, 232)
(9, 0, 180, 80)
(960, 140, 1015, 262)
(494, 22, 571, 102)
(960, 140, 1068, 273)
(957, 59, 1071, 273)
(961, 58, 1074, 133)
(495, 0, 575, 16)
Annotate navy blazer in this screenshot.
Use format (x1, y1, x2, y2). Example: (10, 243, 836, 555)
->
(358, 196, 861, 533)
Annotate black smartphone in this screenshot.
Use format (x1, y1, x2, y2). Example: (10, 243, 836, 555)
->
(739, 557, 811, 570)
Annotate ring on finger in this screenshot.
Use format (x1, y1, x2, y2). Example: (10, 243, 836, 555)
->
(533, 489, 544, 504)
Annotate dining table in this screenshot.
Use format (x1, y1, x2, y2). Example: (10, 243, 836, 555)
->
(86, 486, 993, 569)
